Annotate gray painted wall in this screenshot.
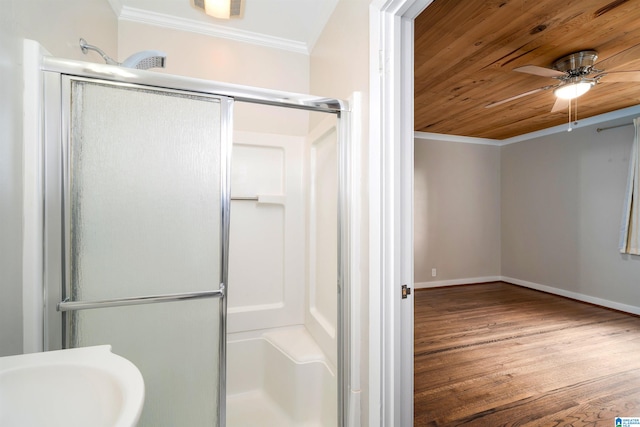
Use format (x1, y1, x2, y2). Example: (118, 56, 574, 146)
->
(0, 0, 116, 356)
(502, 121, 640, 307)
(415, 117, 640, 309)
(414, 139, 501, 284)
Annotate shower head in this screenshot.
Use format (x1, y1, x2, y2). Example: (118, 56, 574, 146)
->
(120, 50, 167, 70)
(79, 38, 167, 70)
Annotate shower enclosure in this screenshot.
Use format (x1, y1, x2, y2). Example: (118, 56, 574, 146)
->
(35, 54, 354, 426)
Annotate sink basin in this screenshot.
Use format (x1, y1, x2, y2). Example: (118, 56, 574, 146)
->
(0, 345, 144, 427)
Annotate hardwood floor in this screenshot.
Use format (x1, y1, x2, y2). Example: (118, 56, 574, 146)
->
(414, 282, 640, 426)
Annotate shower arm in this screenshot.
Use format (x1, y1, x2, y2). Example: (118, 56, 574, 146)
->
(79, 38, 119, 66)
(78, 38, 166, 70)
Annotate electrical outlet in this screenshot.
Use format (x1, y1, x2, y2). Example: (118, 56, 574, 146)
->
(431, 268, 437, 277)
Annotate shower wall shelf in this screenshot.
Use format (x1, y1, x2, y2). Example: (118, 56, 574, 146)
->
(230, 194, 286, 205)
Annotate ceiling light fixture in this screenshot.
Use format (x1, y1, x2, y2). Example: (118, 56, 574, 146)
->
(193, 0, 243, 19)
(554, 78, 594, 100)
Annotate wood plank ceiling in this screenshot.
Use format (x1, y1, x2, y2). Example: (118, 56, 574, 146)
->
(414, 0, 640, 140)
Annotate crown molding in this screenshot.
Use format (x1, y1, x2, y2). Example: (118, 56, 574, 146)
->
(500, 104, 640, 145)
(111, 4, 310, 55)
(414, 131, 501, 146)
(415, 103, 640, 146)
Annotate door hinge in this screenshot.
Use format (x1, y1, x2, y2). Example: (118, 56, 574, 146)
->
(402, 284, 411, 299)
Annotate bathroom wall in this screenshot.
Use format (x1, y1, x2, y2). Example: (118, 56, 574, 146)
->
(117, 21, 310, 136)
(309, 0, 369, 127)
(14, 1, 117, 61)
(0, 0, 116, 357)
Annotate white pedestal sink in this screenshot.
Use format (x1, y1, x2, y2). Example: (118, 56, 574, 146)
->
(0, 345, 144, 427)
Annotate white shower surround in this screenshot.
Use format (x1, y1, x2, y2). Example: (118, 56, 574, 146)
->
(228, 131, 306, 334)
(227, 123, 339, 425)
(228, 128, 338, 357)
(227, 328, 336, 427)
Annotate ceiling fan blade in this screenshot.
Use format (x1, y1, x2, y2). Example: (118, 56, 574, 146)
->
(551, 97, 569, 113)
(514, 65, 566, 78)
(598, 70, 640, 82)
(485, 85, 555, 108)
(596, 43, 640, 71)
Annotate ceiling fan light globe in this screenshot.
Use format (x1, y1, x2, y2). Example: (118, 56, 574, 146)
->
(554, 81, 593, 100)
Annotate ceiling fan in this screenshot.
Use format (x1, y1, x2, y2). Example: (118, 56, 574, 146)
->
(486, 46, 640, 112)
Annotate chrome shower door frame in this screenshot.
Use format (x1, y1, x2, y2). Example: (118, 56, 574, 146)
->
(40, 57, 352, 427)
(43, 73, 233, 425)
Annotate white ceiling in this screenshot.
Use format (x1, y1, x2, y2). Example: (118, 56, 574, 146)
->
(109, 0, 338, 54)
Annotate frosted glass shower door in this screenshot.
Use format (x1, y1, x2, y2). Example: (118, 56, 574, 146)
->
(53, 78, 231, 427)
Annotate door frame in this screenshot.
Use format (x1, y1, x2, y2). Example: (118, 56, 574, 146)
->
(369, 1, 433, 425)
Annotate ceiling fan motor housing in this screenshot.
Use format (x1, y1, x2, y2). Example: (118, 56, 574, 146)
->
(552, 50, 599, 77)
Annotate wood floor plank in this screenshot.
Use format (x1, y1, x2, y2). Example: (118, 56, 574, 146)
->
(414, 282, 640, 426)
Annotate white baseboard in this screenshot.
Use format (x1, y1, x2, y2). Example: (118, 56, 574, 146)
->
(414, 275, 640, 316)
(414, 276, 502, 289)
(501, 276, 640, 316)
